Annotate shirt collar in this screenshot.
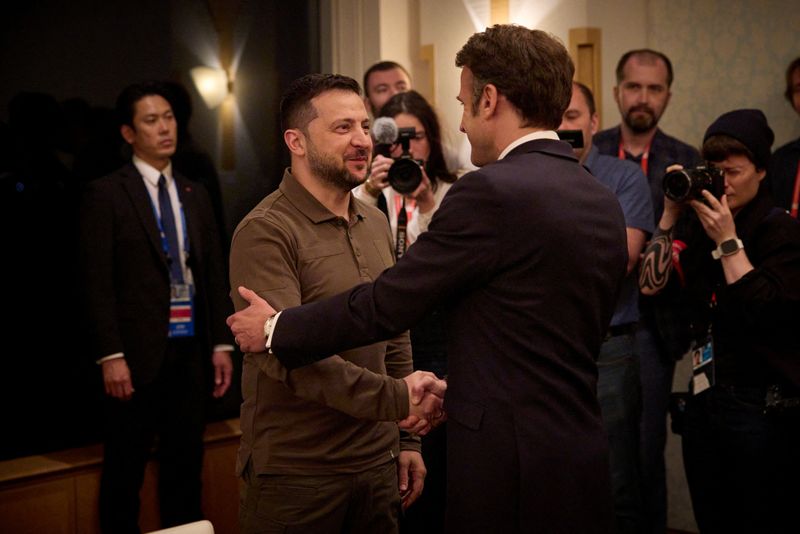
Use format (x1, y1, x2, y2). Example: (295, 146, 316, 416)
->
(498, 130, 560, 160)
(133, 155, 173, 188)
(279, 168, 365, 225)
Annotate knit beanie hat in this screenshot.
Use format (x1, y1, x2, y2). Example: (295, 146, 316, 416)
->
(703, 109, 774, 169)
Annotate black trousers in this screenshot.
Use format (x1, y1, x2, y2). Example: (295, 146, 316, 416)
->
(99, 338, 206, 534)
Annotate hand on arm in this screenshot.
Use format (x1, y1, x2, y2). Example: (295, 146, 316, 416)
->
(102, 358, 134, 401)
(397, 450, 426, 510)
(211, 350, 233, 398)
(226, 286, 277, 353)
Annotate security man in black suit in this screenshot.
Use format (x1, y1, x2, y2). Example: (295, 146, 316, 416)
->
(80, 81, 233, 533)
(228, 26, 627, 534)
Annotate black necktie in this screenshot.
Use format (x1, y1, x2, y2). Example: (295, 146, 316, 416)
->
(158, 175, 184, 283)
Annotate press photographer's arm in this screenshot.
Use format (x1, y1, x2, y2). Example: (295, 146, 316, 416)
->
(639, 164, 684, 295)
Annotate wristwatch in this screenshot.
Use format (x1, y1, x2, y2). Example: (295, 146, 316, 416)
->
(263, 312, 279, 350)
(711, 238, 744, 260)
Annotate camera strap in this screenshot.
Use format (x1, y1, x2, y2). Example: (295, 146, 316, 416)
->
(395, 197, 409, 259)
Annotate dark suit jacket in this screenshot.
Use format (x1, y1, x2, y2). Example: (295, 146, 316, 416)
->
(271, 139, 627, 533)
(80, 163, 232, 386)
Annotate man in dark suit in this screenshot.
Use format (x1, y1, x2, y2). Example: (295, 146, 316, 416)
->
(229, 25, 627, 533)
(80, 81, 234, 533)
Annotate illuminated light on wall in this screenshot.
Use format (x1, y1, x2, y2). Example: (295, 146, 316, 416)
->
(509, 0, 561, 29)
(461, 0, 490, 32)
(190, 66, 230, 109)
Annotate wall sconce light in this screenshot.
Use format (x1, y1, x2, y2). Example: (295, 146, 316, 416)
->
(190, 66, 232, 108)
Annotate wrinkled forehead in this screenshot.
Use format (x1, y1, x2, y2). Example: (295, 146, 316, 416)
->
(310, 89, 369, 124)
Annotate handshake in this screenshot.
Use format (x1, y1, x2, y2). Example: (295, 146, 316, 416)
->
(398, 370, 447, 435)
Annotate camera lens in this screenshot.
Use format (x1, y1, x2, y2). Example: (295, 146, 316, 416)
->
(388, 158, 423, 194)
(662, 166, 724, 202)
(663, 170, 693, 202)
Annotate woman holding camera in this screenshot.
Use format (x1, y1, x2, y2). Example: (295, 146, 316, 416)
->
(355, 90, 455, 533)
(639, 109, 800, 533)
(355, 90, 457, 254)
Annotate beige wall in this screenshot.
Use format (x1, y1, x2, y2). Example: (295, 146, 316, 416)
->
(379, 0, 415, 76)
(648, 0, 800, 149)
(349, 0, 800, 148)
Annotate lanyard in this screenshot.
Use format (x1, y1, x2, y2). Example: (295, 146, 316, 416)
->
(618, 139, 651, 176)
(791, 160, 800, 219)
(148, 195, 190, 277)
(393, 195, 414, 259)
(393, 195, 415, 222)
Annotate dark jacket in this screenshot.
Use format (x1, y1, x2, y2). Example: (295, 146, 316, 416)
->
(677, 187, 800, 388)
(271, 139, 628, 533)
(80, 163, 233, 386)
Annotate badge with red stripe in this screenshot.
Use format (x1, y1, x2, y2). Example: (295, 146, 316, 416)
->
(169, 284, 195, 337)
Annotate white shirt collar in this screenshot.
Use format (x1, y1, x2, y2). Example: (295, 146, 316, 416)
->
(498, 130, 560, 160)
(133, 155, 173, 188)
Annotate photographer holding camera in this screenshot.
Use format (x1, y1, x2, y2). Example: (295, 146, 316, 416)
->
(639, 109, 800, 533)
(355, 91, 457, 258)
(353, 89, 456, 534)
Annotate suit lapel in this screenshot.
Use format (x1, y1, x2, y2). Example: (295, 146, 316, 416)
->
(121, 163, 170, 273)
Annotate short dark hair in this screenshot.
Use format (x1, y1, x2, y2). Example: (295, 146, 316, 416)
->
(573, 81, 596, 116)
(784, 57, 800, 102)
(702, 135, 757, 168)
(378, 90, 456, 190)
(115, 81, 174, 128)
(363, 61, 411, 97)
(280, 74, 361, 132)
(455, 25, 573, 129)
(616, 49, 674, 88)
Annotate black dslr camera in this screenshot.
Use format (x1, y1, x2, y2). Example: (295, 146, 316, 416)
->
(371, 117, 425, 194)
(662, 165, 724, 202)
(387, 127, 425, 194)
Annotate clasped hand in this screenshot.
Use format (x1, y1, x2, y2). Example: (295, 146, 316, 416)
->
(398, 370, 447, 436)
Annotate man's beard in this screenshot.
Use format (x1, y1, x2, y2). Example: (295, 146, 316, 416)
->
(307, 141, 368, 192)
(623, 105, 660, 133)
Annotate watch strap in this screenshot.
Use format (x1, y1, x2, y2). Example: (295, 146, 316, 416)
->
(711, 238, 744, 260)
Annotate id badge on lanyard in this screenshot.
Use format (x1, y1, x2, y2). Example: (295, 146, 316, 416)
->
(689, 332, 714, 395)
(150, 191, 195, 338)
(169, 283, 195, 337)
(688, 295, 717, 395)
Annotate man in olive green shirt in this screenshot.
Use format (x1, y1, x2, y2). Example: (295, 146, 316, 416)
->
(231, 74, 441, 533)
